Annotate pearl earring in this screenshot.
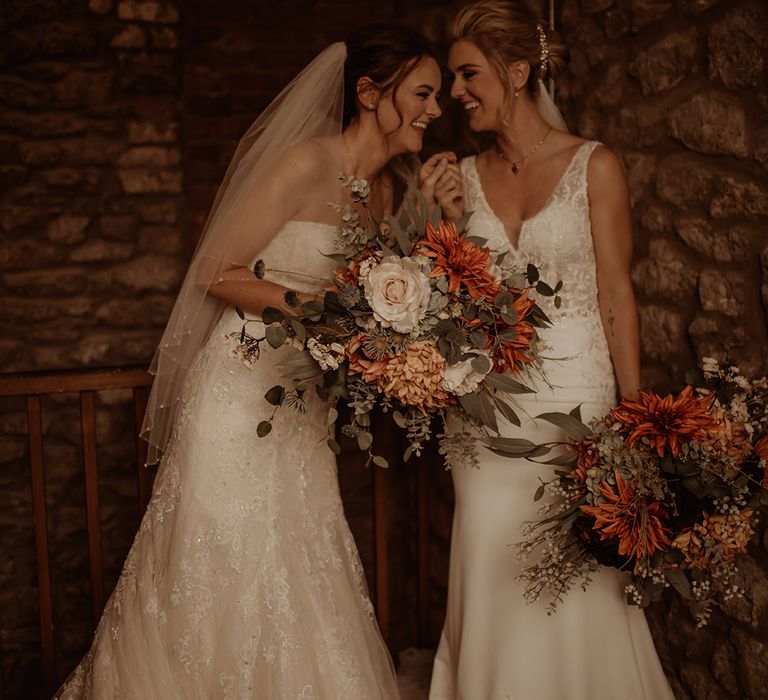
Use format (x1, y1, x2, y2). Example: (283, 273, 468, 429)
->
(368, 102, 375, 109)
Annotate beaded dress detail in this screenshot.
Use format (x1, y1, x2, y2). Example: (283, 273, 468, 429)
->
(56, 222, 399, 700)
(429, 143, 675, 700)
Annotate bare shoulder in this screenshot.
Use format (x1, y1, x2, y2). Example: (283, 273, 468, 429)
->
(587, 144, 626, 185)
(274, 139, 333, 183)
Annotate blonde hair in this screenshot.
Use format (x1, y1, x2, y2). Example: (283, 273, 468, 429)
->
(451, 0, 569, 97)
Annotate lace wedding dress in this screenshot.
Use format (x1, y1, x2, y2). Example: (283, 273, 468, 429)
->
(429, 143, 675, 700)
(57, 222, 399, 699)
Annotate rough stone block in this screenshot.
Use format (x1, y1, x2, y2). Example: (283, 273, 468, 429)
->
(127, 120, 178, 144)
(632, 0, 672, 31)
(137, 201, 177, 224)
(110, 24, 147, 49)
(18, 141, 62, 166)
(668, 92, 748, 158)
(638, 304, 686, 362)
(629, 28, 699, 95)
(97, 254, 184, 292)
(116, 53, 178, 92)
(118, 168, 182, 194)
(632, 238, 698, 299)
(606, 103, 665, 147)
(698, 270, 745, 317)
(675, 217, 752, 263)
(708, 3, 768, 89)
(655, 156, 714, 208)
(89, 0, 112, 14)
(117, 146, 181, 168)
(622, 152, 657, 205)
(150, 27, 178, 49)
(69, 241, 135, 263)
(3, 267, 89, 297)
(581, 0, 614, 14)
(138, 225, 183, 254)
(731, 627, 768, 700)
(710, 175, 768, 219)
(47, 215, 90, 244)
(117, 1, 179, 24)
(99, 215, 137, 241)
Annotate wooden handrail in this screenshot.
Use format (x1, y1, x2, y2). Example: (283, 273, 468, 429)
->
(0, 366, 153, 398)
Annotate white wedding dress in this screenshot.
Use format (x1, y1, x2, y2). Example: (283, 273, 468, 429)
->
(57, 222, 400, 699)
(429, 143, 676, 700)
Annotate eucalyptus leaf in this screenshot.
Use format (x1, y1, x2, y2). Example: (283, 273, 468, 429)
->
(327, 438, 342, 455)
(469, 330, 487, 349)
(264, 385, 285, 406)
(392, 410, 408, 429)
(526, 263, 539, 284)
(465, 235, 489, 246)
(257, 421, 272, 437)
(289, 319, 307, 344)
(326, 407, 338, 426)
(484, 373, 534, 394)
(535, 412, 590, 440)
(536, 280, 555, 296)
(482, 436, 538, 457)
(534, 482, 546, 502)
(493, 396, 521, 427)
(569, 404, 583, 421)
(404, 445, 414, 462)
(430, 203, 443, 229)
(265, 325, 288, 349)
(372, 455, 389, 469)
(665, 568, 694, 601)
(262, 306, 284, 324)
(357, 431, 373, 451)
(471, 354, 492, 374)
(235, 306, 245, 320)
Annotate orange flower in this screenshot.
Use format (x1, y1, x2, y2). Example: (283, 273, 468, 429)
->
(378, 341, 452, 410)
(572, 436, 601, 483)
(611, 386, 717, 458)
(672, 509, 755, 568)
(580, 470, 671, 563)
(345, 335, 387, 383)
(414, 221, 500, 301)
(755, 436, 768, 489)
(490, 292, 536, 372)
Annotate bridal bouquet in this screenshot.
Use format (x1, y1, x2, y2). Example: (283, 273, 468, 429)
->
(230, 176, 560, 468)
(515, 360, 768, 625)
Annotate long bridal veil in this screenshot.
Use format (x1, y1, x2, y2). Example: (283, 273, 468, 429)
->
(141, 43, 347, 466)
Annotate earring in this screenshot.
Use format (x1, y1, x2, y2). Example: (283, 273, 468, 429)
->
(368, 102, 376, 109)
(514, 88, 520, 99)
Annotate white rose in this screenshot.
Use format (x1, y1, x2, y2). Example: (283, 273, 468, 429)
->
(364, 256, 431, 334)
(442, 352, 492, 396)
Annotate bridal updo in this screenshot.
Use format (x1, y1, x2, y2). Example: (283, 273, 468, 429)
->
(343, 24, 438, 127)
(451, 0, 569, 96)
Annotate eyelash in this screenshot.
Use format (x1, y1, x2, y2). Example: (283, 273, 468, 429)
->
(462, 71, 476, 81)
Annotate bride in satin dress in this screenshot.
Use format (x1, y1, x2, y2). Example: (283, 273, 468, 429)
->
(56, 25, 443, 699)
(425, 2, 676, 699)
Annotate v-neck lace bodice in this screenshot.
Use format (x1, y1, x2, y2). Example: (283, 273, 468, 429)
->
(462, 142, 601, 322)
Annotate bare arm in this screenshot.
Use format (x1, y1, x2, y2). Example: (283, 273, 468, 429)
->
(588, 146, 641, 399)
(207, 142, 325, 317)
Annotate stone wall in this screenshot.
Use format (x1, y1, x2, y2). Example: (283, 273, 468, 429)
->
(558, 0, 768, 698)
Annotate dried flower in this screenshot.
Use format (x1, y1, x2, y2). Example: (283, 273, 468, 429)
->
(580, 470, 672, 564)
(415, 221, 500, 300)
(379, 341, 452, 410)
(611, 386, 717, 457)
(672, 510, 755, 568)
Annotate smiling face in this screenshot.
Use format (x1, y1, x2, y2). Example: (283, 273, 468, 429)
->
(448, 39, 509, 133)
(377, 56, 442, 155)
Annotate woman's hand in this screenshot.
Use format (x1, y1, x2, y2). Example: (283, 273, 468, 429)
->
(434, 164, 465, 222)
(419, 152, 464, 220)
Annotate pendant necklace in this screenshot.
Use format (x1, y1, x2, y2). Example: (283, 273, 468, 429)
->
(496, 126, 553, 175)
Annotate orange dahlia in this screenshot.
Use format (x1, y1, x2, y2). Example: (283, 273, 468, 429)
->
(611, 386, 717, 458)
(414, 221, 500, 301)
(580, 471, 671, 563)
(490, 292, 536, 371)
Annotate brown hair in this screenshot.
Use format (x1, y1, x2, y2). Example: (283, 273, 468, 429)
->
(451, 0, 569, 98)
(343, 24, 438, 128)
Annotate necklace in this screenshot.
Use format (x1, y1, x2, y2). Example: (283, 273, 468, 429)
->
(496, 126, 553, 175)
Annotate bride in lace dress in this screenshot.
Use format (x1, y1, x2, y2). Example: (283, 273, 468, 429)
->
(57, 26, 443, 700)
(426, 3, 676, 699)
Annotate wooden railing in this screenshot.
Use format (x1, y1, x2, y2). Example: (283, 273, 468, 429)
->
(0, 366, 434, 697)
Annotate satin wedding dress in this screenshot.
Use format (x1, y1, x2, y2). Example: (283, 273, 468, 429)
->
(429, 143, 675, 700)
(57, 222, 399, 699)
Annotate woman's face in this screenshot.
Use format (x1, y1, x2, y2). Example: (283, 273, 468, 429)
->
(378, 56, 442, 155)
(448, 39, 507, 133)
